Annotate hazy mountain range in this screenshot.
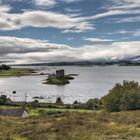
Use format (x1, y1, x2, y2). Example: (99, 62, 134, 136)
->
(7, 55, 140, 66)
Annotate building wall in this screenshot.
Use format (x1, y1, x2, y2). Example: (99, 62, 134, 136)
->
(56, 69, 65, 78)
(22, 111, 29, 118)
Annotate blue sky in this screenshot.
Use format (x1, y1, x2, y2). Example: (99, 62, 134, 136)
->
(0, 0, 140, 64)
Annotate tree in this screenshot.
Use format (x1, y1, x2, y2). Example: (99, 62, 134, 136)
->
(0, 95, 12, 105)
(102, 81, 140, 112)
(0, 64, 11, 70)
(0, 95, 7, 105)
(85, 98, 101, 110)
(56, 97, 63, 104)
(73, 101, 79, 105)
(30, 100, 39, 108)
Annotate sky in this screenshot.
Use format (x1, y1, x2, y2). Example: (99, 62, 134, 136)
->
(0, 0, 140, 64)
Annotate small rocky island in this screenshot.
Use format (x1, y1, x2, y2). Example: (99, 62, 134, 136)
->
(44, 69, 75, 85)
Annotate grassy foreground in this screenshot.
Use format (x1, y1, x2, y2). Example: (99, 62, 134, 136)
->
(0, 68, 34, 77)
(0, 110, 140, 140)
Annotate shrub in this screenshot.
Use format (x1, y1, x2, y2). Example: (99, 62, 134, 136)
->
(85, 98, 101, 110)
(47, 76, 69, 85)
(30, 100, 39, 108)
(102, 80, 140, 112)
(38, 109, 46, 115)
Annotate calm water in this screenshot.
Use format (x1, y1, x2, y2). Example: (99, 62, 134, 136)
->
(0, 66, 140, 103)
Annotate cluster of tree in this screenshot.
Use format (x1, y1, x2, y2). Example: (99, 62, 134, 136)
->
(72, 98, 101, 110)
(84, 98, 101, 110)
(71, 80, 140, 112)
(0, 95, 12, 105)
(102, 81, 140, 112)
(29, 97, 101, 110)
(29, 97, 64, 108)
(0, 64, 11, 70)
(54, 97, 101, 110)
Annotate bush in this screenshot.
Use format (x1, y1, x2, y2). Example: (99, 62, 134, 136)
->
(38, 109, 46, 115)
(30, 100, 39, 108)
(47, 76, 70, 85)
(85, 98, 101, 110)
(0, 95, 12, 105)
(102, 81, 140, 112)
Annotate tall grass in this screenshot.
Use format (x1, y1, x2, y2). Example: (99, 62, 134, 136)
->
(0, 111, 140, 140)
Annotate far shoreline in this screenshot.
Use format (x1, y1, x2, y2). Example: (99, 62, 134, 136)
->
(0, 67, 36, 78)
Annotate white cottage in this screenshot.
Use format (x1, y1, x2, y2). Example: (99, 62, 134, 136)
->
(0, 108, 29, 118)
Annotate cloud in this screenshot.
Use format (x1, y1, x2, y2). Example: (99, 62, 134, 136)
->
(66, 37, 74, 41)
(0, 36, 140, 64)
(84, 37, 114, 42)
(88, 9, 140, 20)
(108, 29, 140, 37)
(0, 5, 94, 32)
(0, 5, 11, 12)
(64, 8, 81, 13)
(0, 36, 70, 53)
(108, 0, 140, 10)
(1, 1, 139, 33)
(84, 0, 140, 21)
(32, 0, 83, 7)
(0, 36, 71, 63)
(114, 16, 140, 23)
(33, 0, 57, 7)
(133, 30, 140, 37)
(60, 0, 83, 3)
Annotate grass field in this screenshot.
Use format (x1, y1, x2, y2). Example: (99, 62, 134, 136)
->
(0, 106, 96, 116)
(0, 68, 34, 77)
(28, 107, 96, 116)
(0, 108, 139, 140)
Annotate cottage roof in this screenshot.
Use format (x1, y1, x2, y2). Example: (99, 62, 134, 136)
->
(0, 108, 27, 117)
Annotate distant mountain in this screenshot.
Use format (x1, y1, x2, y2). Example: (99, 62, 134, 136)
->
(126, 55, 140, 62)
(116, 55, 140, 66)
(10, 55, 140, 66)
(0, 61, 13, 64)
(11, 60, 117, 66)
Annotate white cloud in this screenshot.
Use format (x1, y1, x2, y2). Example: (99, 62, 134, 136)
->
(84, 37, 114, 42)
(115, 16, 140, 23)
(32, 0, 83, 7)
(0, 5, 94, 32)
(85, 0, 140, 21)
(88, 9, 140, 20)
(33, 0, 57, 7)
(108, 0, 140, 10)
(133, 30, 140, 37)
(0, 36, 71, 60)
(108, 29, 140, 37)
(60, 0, 83, 3)
(64, 8, 81, 13)
(0, 36, 71, 63)
(66, 37, 74, 41)
(0, 36, 140, 64)
(1, 1, 139, 32)
(0, 5, 11, 12)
